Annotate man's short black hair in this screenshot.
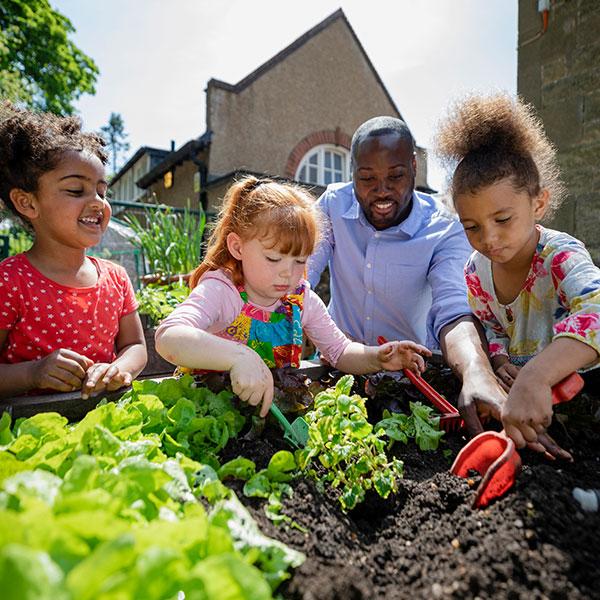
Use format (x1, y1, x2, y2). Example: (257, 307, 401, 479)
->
(351, 116, 415, 165)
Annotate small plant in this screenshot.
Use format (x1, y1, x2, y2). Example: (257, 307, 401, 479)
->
(0, 220, 33, 255)
(136, 281, 190, 326)
(297, 375, 445, 511)
(124, 200, 206, 280)
(297, 375, 404, 511)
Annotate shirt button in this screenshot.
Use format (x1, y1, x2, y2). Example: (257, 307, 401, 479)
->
(366, 263, 372, 269)
(374, 233, 380, 238)
(366, 316, 371, 320)
(367, 290, 372, 294)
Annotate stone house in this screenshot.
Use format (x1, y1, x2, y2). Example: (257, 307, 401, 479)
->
(518, 0, 600, 262)
(109, 8, 431, 216)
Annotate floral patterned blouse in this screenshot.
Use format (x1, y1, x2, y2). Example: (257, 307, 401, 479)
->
(465, 226, 600, 368)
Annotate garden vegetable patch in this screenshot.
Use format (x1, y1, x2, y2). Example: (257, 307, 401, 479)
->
(1, 368, 599, 599)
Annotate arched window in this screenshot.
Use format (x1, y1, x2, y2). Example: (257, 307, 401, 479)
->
(295, 145, 350, 186)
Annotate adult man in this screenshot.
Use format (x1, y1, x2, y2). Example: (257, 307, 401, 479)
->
(308, 116, 504, 433)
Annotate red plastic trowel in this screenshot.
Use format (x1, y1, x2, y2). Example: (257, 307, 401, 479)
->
(451, 372, 585, 508)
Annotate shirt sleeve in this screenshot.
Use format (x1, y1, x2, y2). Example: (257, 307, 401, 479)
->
(301, 288, 351, 366)
(0, 261, 20, 330)
(307, 189, 334, 289)
(425, 219, 474, 346)
(550, 244, 600, 362)
(464, 258, 510, 358)
(154, 276, 240, 343)
(119, 268, 139, 316)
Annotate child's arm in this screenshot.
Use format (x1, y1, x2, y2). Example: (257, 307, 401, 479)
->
(502, 337, 597, 449)
(155, 325, 273, 417)
(335, 340, 431, 374)
(0, 329, 94, 398)
(81, 312, 147, 399)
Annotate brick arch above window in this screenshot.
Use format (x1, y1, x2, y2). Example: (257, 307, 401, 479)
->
(285, 128, 352, 180)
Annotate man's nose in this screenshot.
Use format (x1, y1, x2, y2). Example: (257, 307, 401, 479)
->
(374, 179, 390, 195)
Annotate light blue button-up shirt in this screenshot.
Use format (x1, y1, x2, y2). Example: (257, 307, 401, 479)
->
(307, 181, 473, 349)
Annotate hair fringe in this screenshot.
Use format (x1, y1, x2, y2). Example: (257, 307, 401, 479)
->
(189, 176, 320, 289)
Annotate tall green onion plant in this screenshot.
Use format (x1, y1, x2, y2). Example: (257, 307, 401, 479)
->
(124, 200, 206, 281)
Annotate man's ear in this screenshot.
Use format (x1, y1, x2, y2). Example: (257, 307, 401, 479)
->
(9, 189, 38, 220)
(412, 152, 417, 174)
(226, 232, 243, 260)
(533, 188, 550, 219)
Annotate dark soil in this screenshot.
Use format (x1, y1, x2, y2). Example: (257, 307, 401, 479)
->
(223, 367, 600, 600)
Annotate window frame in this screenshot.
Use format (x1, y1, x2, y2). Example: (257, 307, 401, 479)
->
(295, 144, 350, 186)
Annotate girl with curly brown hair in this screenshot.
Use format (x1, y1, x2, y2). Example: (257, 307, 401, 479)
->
(435, 94, 600, 456)
(0, 104, 146, 399)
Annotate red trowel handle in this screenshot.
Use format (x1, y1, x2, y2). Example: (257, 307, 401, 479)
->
(551, 372, 584, 405)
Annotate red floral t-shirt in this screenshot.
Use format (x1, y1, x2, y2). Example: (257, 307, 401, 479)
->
(0, 254, 138, 364)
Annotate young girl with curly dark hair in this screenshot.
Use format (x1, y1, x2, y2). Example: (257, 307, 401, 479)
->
(435, 94, 600, 456)
(0, 104, 146, 399)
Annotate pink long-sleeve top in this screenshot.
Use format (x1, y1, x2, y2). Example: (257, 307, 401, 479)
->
(155, 269, 351, 366)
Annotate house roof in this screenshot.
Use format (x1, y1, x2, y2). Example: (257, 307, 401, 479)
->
(136, 131, 212, 189)
(109, 146, 169, 187)
(208, 9, 403, 120)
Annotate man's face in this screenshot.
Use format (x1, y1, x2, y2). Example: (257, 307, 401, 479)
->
(352, 134, 416, 230)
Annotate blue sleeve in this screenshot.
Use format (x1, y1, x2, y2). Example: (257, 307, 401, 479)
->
(425, 219, 473, 346)
(307, 189, 334, 288)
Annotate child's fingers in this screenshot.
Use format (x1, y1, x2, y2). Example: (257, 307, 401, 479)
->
(101, 365, 120, 384)
(260, 385, 274, 419)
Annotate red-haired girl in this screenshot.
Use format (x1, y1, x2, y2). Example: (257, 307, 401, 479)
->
(155, 176, 430, 416)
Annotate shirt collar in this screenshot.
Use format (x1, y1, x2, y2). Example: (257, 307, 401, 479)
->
(343, 187, 424, 238)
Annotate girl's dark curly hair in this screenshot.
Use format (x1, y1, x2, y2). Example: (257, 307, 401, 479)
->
(434, 93, 565, 220)
(0, 102, 108, 224)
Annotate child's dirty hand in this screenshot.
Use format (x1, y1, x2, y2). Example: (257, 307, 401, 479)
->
(33, 348, 94, 392)
(501, 376, 553, 449)
(81, 363, 133, 399)
(230, 350, 274, 418)
(377, 340, 431, 374)
(495, 362, 521, 392)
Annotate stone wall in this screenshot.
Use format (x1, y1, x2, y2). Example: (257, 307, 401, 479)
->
(518, 0, 600, 262)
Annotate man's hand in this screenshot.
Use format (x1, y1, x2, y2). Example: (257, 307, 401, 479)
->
(457, 367, 505, 437)
(32, 349, 94, 393)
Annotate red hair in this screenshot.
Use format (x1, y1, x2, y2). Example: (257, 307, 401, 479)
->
(189, 176, 320, 288)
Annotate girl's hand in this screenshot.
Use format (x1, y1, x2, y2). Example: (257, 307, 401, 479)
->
(81, 363, 133, 399)
(501, 374, 553, 449)
(495, 362, 521, 392)
(32, 349, 94, 392)
(377, 341, 431, 374)
(230, 350, 274, 417)
(527, 432, 573, 461)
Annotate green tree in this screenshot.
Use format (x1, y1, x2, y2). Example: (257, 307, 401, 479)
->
(101, 112, 130, 174)
(0, 0, 98, 114)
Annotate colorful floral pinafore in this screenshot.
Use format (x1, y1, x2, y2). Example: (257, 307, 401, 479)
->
(179, 282, 305, 375)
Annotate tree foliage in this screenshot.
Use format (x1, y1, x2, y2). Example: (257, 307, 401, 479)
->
(101, 112, 130, 173)
(0, 0, 98, 114)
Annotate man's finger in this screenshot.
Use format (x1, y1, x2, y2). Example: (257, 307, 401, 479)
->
(459, 400, 484, 437)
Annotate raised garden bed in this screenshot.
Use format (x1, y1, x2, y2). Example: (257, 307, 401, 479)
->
(1, 362, 598, 599)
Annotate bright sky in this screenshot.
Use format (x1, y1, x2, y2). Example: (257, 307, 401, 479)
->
(52, 0, 518, 191)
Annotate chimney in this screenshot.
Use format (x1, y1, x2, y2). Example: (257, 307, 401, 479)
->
(170, 140, 175, 152)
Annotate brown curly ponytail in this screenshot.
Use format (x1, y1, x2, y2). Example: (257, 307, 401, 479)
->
(434, 93, 565, 220)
